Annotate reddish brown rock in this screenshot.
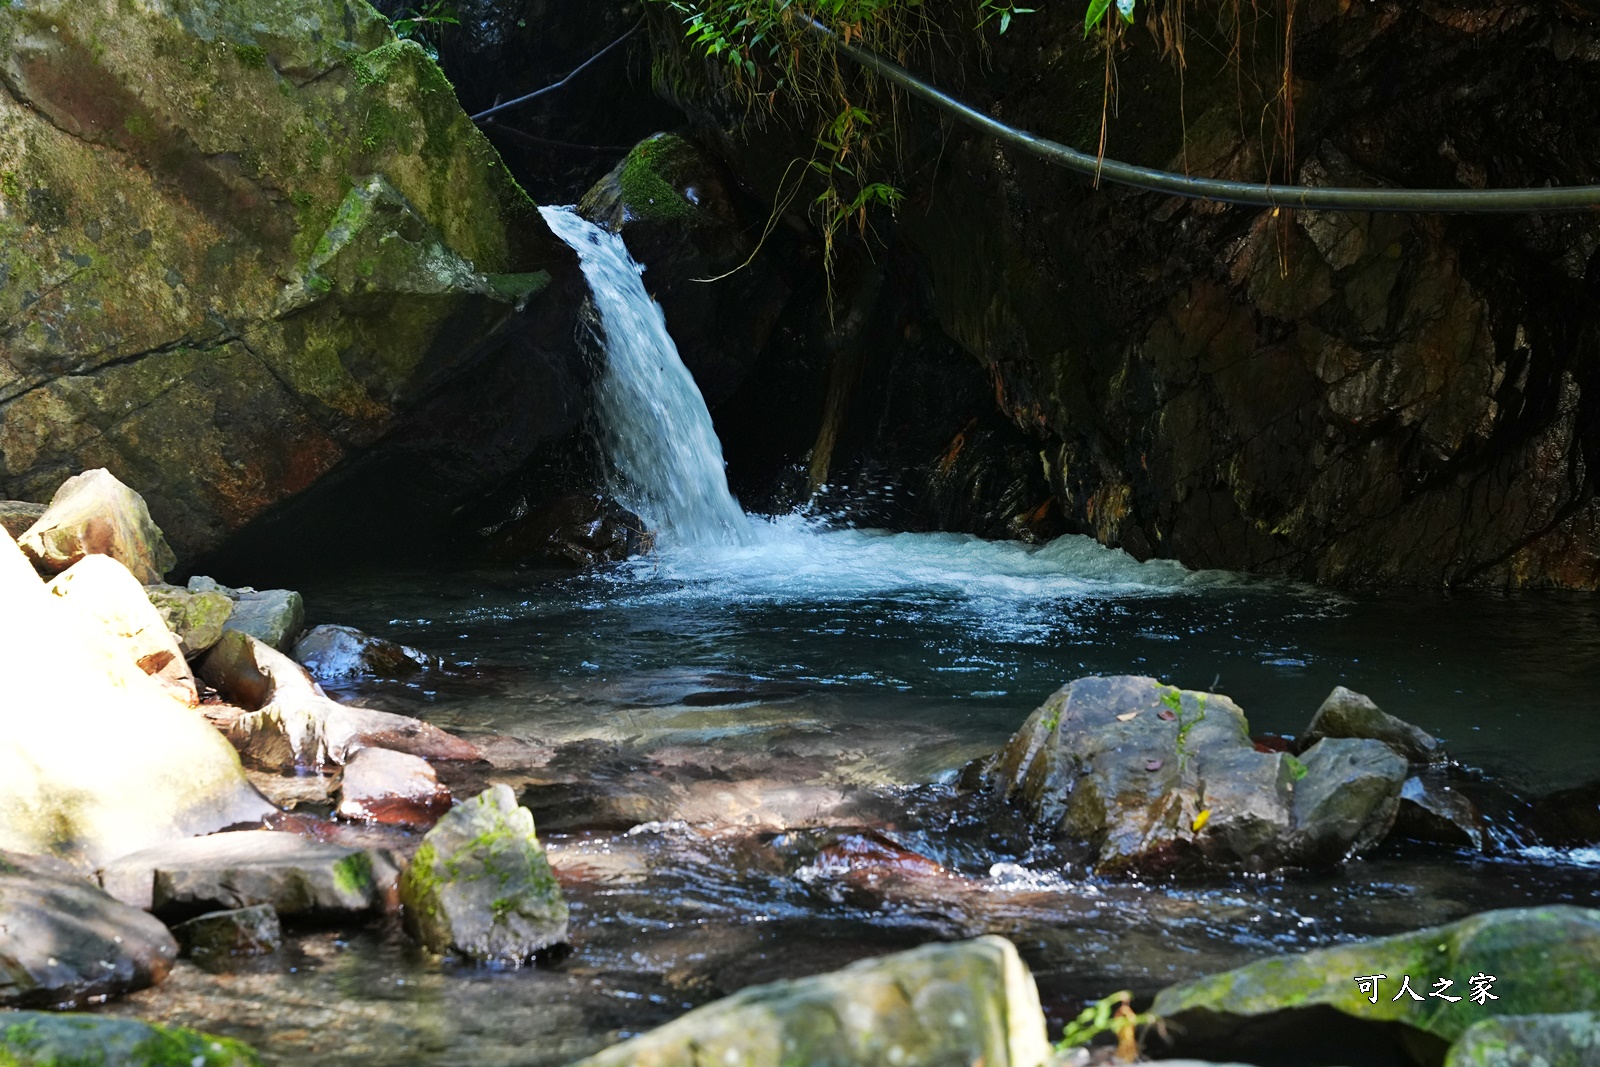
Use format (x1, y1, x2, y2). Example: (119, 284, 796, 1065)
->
(336, 747, 453, 828)
(17, 469, 175, 584)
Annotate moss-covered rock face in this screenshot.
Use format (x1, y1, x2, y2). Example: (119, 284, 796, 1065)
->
(1445, 1012, 1600, 1067)
(0, 0, 573, 561)
(1151, 907, 1600, 1052)
(0, 1011, 258, 1066)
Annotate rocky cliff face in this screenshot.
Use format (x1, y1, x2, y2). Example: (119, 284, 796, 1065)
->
(650, 0, 1600, 587)
(0, 0, 588, 566)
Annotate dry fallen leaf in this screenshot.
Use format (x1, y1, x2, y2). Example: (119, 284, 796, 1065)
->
(1145, 759, 1164, 771)
(1192, 808, 1212, 832)
(1116, 711, 1140, 722)
(1157, 709, 1177, 721)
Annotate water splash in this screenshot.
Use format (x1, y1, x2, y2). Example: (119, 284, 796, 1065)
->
(540, 205, 752, 547)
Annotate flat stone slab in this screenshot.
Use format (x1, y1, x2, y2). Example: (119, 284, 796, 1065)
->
(0, 861, 177, 1008)
(100, 830, 387, 920)
(0, 1011, 256, 1066)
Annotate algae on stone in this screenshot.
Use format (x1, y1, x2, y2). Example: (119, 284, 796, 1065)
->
(0, 1011, 258, 1066)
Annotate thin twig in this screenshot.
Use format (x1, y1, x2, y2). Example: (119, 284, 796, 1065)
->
(471, 19, 644, 123)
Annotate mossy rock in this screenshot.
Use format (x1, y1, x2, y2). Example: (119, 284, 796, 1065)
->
(0, 1012, 257, 1066)
(1444, 1012, 1600, 1066)
(0, 0, 571, 562)
(400, 783, 568, 963)
(579, 133, 711, 228)
(1152, 907, 1600, 1050)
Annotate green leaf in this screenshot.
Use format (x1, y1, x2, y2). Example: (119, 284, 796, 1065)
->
(1084, 0, 1113, 34)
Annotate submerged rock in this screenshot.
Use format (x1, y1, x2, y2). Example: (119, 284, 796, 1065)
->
(401, 784, 568, 963)
(0, 531, 273, 865)
(986, 675, 1414, 873)
(15, 470, 175, 584)
(0, 860, 178, 1007)
(1301, 687, 1443, 764)
(1152, 906, 1600, 1051)
(48, 554, 198, 707)
(293, 624, 438, 683)
(336, 747, 453, 829)
(144, 584, 235, 660)
(199, 630, 480, 770)
(171, 905, 283, 960)
(0, 1012, 256, 1067)
(99, 830, 389, 921)
(571, 935, 1052, 1067)
(1445, 1012, 1600, 1066)
(482, 491, 653, 568)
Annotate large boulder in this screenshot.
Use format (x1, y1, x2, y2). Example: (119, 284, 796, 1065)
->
(15, 470, 175, 584)
(99, 830, 391, 921)
(1151, 907, 1600, 1051)
(401, 784, 568, 963)
(0, 0, 581, 563)
(571, 935, 1053, 1067)
(198, 630, 480, 770)
(0, 531, 273, 865)
(47, 554, 198, 707)
(0, 856, 179, 1008)
(1445, 1012, 1600, 1067)
(0, 1012, 257, 1067)
(984, 676, 1408, 873)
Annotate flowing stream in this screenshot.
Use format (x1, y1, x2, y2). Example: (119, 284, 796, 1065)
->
(110, 212, 1600, 1065)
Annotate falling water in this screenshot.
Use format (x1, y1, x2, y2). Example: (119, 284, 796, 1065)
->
(539, 205, 753, 547)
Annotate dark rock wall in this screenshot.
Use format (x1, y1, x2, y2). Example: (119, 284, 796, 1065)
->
(649, 0, 1600, 587)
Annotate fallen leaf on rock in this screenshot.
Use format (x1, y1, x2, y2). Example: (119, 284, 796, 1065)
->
(1157, 709, 1176, 721)
(1191, 808, 1212, 832)
(1144, 759, 1164, 771)
(1116, 711, 1140, 722)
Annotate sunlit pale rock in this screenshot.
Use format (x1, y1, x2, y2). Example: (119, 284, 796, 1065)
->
(571, 935, 1053, 1067)
(16, 469, 175, 584)
(0, 531, 273, 865)
(48, 554, 197, 707)
(336, 747, 452, 829)
(224, 588, 306, 653)
(199, 630, 480, 770)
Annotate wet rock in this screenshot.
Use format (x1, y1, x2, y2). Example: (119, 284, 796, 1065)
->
(482, 491, 653, 568)
(1394, 773, 1488, 851)
(336, 747, 453, 829)
(47, 554, 197, 707)
(223, 588, 307, 653)
(100, 830, 388, 921)
(171, 905, 283, 959)
(293, 624, 438, 683)
(0, 861, 178, 1008)
(1526, 781, 1600, 847)
(0, 0, 581, 564)
(1445, 1012, 1600, 1066)
(1289, 738, 1408, 864)
(0, 531, 273, 865)
(143, 584, 234, 660)
(15, 470, 175, 584)
(0, 501, 45, 540)
(0, 1011, 257, 1066)
(1151, 906, 1600, 1051)
(401, 784, 568, 963)
(985, 676, 1298, 873)
(199, 630, 480, 770)
(571, 935, 1052, 1067)
(1301, 687, 1443, 764)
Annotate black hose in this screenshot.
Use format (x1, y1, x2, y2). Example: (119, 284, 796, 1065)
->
(808, 18, 1600, 214)
(471, 21, 643, 124)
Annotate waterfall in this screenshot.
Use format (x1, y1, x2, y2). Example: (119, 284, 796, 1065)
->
(539, 205, 753, 547)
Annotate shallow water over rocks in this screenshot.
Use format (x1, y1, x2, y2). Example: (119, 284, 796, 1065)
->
(107, 527, 1600, 1064)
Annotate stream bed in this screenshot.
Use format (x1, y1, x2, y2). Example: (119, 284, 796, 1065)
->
(106, 523, 1600, 1065)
